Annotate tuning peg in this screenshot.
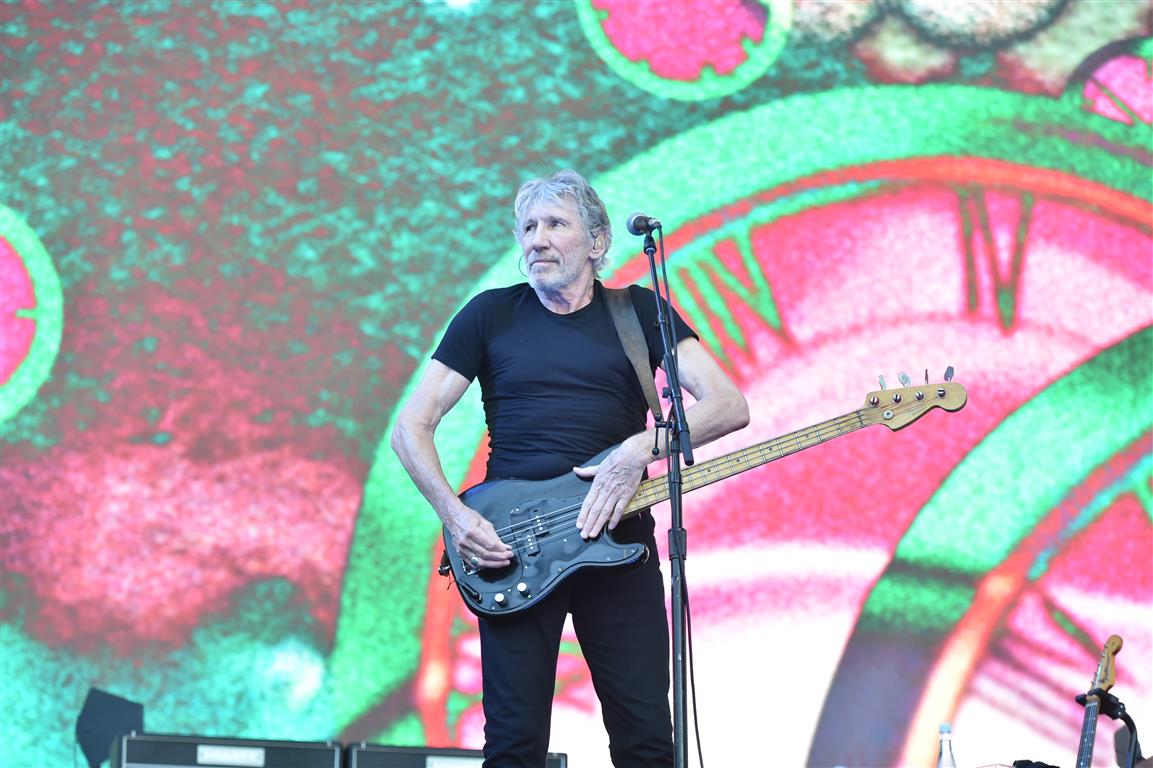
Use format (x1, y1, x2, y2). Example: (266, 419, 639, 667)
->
(878, 375, 886, 391)
(898, 372, 911, 387)
(944, 365, 955, 382)
(924, 368, 929, 385)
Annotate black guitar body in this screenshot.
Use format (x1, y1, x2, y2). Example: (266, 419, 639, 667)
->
(444, 449, 648, 618)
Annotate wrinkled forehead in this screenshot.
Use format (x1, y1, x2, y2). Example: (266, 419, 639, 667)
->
(517, 193, 583, 228)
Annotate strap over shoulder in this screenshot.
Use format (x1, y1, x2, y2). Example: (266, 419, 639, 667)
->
(604, 286, 663, 423)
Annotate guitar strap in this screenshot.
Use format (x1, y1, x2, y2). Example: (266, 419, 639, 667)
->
(605, 286, 664, 423)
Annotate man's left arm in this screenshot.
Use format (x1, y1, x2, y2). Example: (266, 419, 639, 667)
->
(575, 337, 750, 538)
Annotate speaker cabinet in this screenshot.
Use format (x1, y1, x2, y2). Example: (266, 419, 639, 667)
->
(110, 732, 341, 768)
(346, 743, 567, 768)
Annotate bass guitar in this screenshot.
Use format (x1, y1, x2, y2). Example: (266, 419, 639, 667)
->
(1075, 634, 1123, 768)
(442, 378, 967, 617)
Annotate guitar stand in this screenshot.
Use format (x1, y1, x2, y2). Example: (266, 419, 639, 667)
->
(1077, 689, 1141, 768)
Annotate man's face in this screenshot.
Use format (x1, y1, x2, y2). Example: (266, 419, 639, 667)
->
(518, 196, 602, 294)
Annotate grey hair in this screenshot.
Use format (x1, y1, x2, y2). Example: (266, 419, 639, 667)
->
(513, 169, 613, 274)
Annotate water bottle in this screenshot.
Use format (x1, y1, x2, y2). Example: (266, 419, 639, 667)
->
(937, 722, 957, 768)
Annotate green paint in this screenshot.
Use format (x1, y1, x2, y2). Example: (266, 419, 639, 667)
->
(857, 572, 975, 635)
(862, 328, 1153, 629)
(958, 187, 1034, 330)
(0, 206, 65, 424)
(895, 327, 1152, 575)
(1138, 477, 1153, 525)
(1027, 457, 1153, 581)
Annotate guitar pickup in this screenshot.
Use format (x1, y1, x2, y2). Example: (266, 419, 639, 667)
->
(514, 507, 548, 555)
(519, 512, 552, 557)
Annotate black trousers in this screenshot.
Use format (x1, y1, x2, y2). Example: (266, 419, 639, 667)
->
(478, 514, 673, 768)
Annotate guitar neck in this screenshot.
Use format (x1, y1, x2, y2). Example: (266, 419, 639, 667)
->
(1075, 698, 1100, 768)
(626, 407, 869, 514)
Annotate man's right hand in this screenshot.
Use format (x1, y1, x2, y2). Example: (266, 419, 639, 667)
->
(446, 504, 514, 570)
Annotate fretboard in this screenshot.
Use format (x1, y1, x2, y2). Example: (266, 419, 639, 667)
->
(1075, 699, 1100, 768)
(625, 407, 869, 514)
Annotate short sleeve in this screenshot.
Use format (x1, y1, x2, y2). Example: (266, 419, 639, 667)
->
(627, 284, 699, 371)
(431, 291, 492, 382)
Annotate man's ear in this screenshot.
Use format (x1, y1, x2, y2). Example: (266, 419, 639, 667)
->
(592, 233, 606, 256)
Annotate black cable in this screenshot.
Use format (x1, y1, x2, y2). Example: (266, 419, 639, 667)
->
(684, 577, 706, 768)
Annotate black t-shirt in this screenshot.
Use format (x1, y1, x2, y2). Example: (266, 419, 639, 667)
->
(433, 281, 697, 481)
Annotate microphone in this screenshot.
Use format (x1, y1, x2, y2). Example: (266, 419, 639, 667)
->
(626, 212, 662, 236)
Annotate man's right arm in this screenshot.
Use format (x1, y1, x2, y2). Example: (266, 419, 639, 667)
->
(390, 359, 513, 568)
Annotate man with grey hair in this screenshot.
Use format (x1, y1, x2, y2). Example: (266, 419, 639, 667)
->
(392, 169, 748, 767)
(513, 168, 614, 276)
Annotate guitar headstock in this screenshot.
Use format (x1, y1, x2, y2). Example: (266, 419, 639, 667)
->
(861, 376, 968, 431)
(1090, 634, 1123, 693)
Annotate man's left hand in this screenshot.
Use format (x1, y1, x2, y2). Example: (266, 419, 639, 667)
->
(573, 443, 647, 539)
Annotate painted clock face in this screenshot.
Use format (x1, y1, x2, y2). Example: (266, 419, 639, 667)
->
(0, 206, 64, 424)
(3, 4, 1149, 767)
(331, 84, 1153, 763)
(574, 0, 791, 102)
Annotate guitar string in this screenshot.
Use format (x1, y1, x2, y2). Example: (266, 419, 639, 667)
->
(460, 391, 957, 572)
(480, 409, 879, 549)
(489, 411, 868, 545)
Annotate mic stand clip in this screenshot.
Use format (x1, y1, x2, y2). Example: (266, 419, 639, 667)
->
(1076, 688, 1141, 768)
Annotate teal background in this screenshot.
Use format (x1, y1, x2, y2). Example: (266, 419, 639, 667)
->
(2, 1, 1150, 766)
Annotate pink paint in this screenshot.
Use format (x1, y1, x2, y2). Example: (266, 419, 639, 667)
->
(2, 441, 362, 652)
(593, 0, 766, 80)
(1084, 55, 1153, 125)
(0, 236, 36, 386)
(0, 259, 395, 653)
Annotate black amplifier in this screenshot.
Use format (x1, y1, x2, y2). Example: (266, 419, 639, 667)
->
(346, 743, 567, 768)
(110, 732, 341, 768)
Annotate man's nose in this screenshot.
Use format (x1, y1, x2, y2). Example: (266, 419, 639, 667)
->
(530, 226, 549, 249)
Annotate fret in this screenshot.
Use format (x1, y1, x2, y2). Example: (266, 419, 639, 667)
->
(622, 382, 967, 516)
(626, 409, 872, 513)
(1075, 699, 1099, 768)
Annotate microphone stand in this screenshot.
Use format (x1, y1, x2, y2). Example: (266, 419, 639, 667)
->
(643, 228, 694, 768)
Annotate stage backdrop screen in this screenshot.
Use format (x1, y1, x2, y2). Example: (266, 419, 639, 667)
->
(1, 2, 1150, 767)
